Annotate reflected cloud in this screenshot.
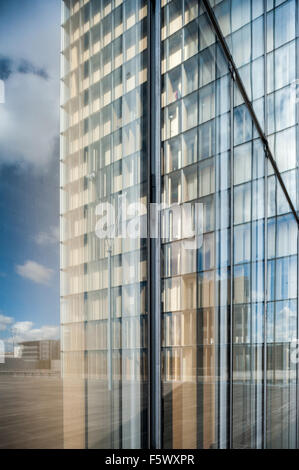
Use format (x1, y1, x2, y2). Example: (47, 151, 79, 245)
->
(16, 260, 54, 285)
(35, 226, 59, 246)
(0, 313, 14, 331)
(0, 71, 58, 169)
(6, 320, 59, 343)
(0, 55, 49, 81)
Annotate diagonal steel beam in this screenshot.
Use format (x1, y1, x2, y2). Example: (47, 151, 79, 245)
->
(202, 0, 299, 228)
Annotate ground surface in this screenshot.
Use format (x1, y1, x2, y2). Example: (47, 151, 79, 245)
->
(0, 376, 296, 449)
(0, 376, 63, 449)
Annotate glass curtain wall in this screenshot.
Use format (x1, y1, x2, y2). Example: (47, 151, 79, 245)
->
(212, 0, 299, 449)
(60, 0, 299, 450)
(161, 0, 231, 448)
(160, 0, 298, 449)
(61, 0, 148, 449)
(265, 0, 298, 449)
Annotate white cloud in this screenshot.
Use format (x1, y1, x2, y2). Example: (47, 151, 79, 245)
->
(0, 1, 60, 171)
(0, 313, 14, 332)
(280, 305, 297, 318)
(35, 225, 59, 246)
(0, 72, 59, 169)
(16, 260, 54, 285)
(8, 321, 59, 343)
(0, 2, 60, 80)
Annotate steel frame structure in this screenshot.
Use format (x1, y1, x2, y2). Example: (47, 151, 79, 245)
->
(147, 0, 299, 449)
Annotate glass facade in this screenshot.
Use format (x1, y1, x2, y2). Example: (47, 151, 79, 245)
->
(61, 0, 148, 449)
(61, 0, 299, 449)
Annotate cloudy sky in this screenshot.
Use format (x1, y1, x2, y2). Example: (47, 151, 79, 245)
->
(0, 0, 60, 346)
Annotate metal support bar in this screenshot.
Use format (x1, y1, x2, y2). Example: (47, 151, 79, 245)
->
(202, 0, 299, 228)
(108, 245, 112, 392)
(148, 0, 162, 449)
(263, 0, 268, 450)
(295, 0, 299, 450)
(107, 242, 114, 448)
(229, 73, 234, 450)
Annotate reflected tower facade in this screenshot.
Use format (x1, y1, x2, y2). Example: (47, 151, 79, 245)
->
(61, 0, 149, 449)
(61, 0, 299, 449)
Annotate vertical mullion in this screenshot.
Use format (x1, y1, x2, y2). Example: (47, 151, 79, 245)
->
(296, 0, 299, 448)
(146, 0, 151, 450)
(229, 71, 234, 450)
(263, 0, 268, 450)
(297, 226, 299, 449)
(148, 0, 162, 450)
(249, 8, 254, 447)
(77, 1, 89, 450)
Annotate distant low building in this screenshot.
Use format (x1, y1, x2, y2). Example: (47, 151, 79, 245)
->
(0, 340, 4, 364)
(14, 345, 23, 359)
(18, 340, 60, 362)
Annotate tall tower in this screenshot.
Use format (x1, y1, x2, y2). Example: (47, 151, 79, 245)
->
(61, 0, 299, 449)
(61, 0, 149, 449)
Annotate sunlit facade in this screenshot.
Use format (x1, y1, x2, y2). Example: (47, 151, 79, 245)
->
(60, 0, 148, 449)
(61, 0, 299, 449)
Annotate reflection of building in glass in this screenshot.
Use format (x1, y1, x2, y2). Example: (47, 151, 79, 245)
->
(61, 0, 148, 449)
(61, 0, 299, 449)
(18, 340, 60, 362)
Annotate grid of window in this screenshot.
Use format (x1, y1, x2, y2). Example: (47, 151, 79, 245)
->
(213, 0, 299, 449)
(161, 0, 298, 449)
(61, 0, 148, 449)
(60, 0, 299, 450)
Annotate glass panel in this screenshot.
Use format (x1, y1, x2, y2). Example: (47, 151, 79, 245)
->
(161, 1, 231, 449)
(62, 0, 299, 451)
(162, 0, 298, 450)
(61, 0, 148, 449)
(266, 174, 298, 449)
(232, 82, 265, 447)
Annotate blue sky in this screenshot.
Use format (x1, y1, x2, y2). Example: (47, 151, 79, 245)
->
(0, 0, 61, 346)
